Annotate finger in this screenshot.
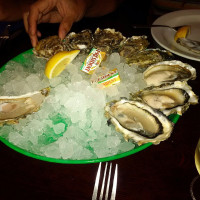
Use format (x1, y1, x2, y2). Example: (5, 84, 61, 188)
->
(28, 0, 56, 46)
(23, 11, 29, 33)
(37, 11, 62, 24)
(37, 30, 41, 38)
(58, 17, 74, 40)
(29, 1, 54, 34)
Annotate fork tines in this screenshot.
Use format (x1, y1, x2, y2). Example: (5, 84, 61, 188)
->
(92, 162, 118, 200)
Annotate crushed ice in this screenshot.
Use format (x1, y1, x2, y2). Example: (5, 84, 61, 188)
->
(0, 52, 147, 160)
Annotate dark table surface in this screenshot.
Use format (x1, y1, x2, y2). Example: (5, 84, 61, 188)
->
(0, 4, 200, 200)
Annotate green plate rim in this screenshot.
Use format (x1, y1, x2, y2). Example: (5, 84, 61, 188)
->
(0, 49, 179, 164)
(0, 136, 152, 164)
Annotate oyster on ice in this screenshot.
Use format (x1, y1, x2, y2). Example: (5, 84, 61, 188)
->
(130, 81, 198, 116)
(126, 49, 174, 68)
(143, 60, 196, 86)
(119, 36, 149, 58)
(0, 88, 50, 126)
(33, 36, 65, 59)
(93, 28, 126, 53)
(64, 29, 94, 53)
(105, 99, 174, 145)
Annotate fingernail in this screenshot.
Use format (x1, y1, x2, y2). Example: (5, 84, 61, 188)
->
(59, 30, 66, 40)
(31, 38, 36, 47)
(37, 31, 41, 37)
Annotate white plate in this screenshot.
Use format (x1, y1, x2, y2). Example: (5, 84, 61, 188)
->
(151, 9, 200, 61)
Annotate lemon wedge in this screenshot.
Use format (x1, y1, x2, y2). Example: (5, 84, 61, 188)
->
(45, 50, 80, 79)
(174, 26, 190, 42)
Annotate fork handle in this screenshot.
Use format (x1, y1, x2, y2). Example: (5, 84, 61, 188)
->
(132, 24, 171, 29)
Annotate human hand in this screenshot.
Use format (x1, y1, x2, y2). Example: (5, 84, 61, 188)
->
(23, 0, 88, 47)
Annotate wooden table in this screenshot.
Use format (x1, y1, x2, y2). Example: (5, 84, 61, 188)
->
(0, 4, 200, 200)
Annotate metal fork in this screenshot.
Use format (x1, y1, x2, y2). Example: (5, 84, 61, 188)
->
(92, 162, 118, 200)
(132, 24, 190, 31)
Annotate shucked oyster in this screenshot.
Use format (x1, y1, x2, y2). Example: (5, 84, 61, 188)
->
(119, 36, 149, 58)
(177, 38, 200, 54)
(33, 36, 65, 59)
(105, 99, 174, 145)
(0, 88, 50, 126)
(64, 29, 94, 53)
(143, 60, 196, 86)
(130, 81, 198, 116)
(93, 28, 126, 53)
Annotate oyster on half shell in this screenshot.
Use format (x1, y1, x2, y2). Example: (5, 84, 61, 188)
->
(143, 60, 196, 86)
(93, 28, 126, 53)
(130, 81, 198, 116)
(119, 35, 149, 58)
(33, 36, 65, 59)
(126, 49, 174, 68)
(177, 38, 200, 54)
(0, 88, 50, 126)
(105, 99, 174, 145)
(64, 29, 94, 53)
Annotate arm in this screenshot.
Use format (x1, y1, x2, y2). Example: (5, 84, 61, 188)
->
(25, 0, 124, 47)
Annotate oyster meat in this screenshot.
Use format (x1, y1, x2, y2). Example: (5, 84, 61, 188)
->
(119, 36, 149, 58)
(93, 28, 126, 53)
(130, 81, 198, 116)
(33, 36, 65, 59)
(105, 99, 174, 145)
(143, 60, 196, 86)
(177, 38, 200, 54)
(126, 49, 174, 68)
(0, 88, 50, 126)
(64, 29, 94, 53)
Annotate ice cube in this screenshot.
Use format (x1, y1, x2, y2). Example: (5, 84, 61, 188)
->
(53, 123, 65, 134)
(42, 143, 61, 159)
(58, 139, 74, 159)
(118, 142, 135, 152)
(109, 53, 121, 65)
(49, 77, 62, 87)
(26, 74, 43, 91)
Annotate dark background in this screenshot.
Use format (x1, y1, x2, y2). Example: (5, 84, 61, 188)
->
(0, 0, 200, 199)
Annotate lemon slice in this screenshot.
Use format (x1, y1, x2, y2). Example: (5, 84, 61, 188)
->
(45, 50, 80, 79)
(174, 26, 190, 42)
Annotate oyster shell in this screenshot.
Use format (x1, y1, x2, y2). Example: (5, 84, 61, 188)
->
(0, 88, 50, 126)
(177, 38, 200, 54)
(143, 60, 196, 86)
(93, 28, 126, 53)
(64, 29, 94, 53)
(130, 81, 198, 116)
(105, 99, 174, 145)
(33, 36, 65, 59)
(126, 49, 174, 68)
(119, 36, 149, 58)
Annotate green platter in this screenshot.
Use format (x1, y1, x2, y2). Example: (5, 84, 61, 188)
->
(0, 49, 180, 164)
